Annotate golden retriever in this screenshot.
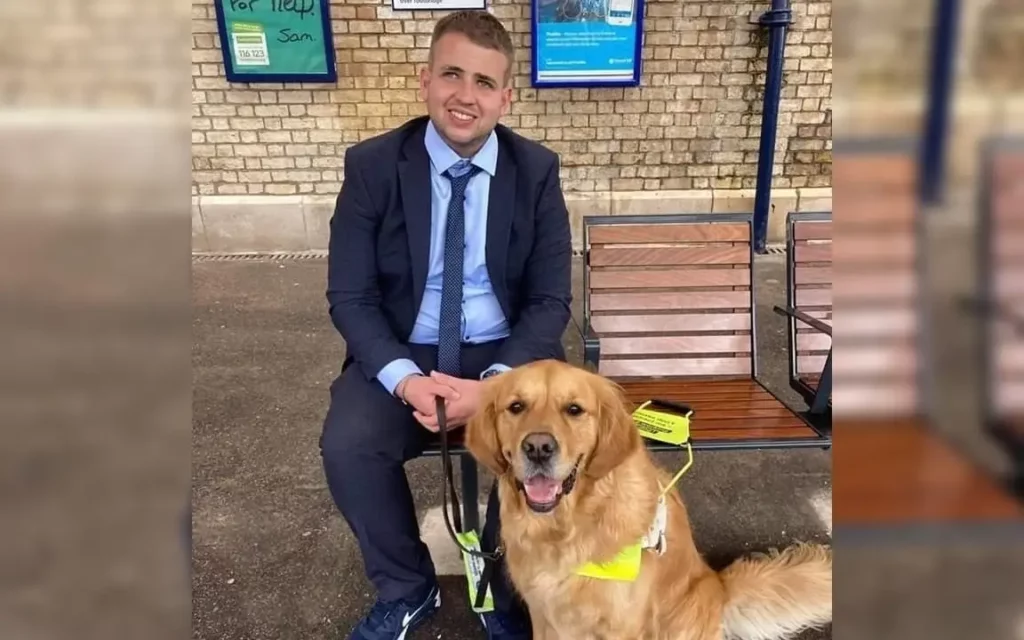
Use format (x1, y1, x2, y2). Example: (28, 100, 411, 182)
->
(464, 359, 832, 640)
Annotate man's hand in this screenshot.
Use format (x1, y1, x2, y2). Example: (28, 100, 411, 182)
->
(411, 371, 484, 431)
(398, 375, 461, 433)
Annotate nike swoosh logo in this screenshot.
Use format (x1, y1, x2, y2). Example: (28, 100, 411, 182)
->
(397, 592, 432, 640)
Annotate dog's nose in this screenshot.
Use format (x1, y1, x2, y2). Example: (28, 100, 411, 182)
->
(521, 432, 558, 463)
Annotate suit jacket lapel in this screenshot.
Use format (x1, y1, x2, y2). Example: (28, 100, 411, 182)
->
(486, 143, 516, 313)
(398, 132, 432, 314)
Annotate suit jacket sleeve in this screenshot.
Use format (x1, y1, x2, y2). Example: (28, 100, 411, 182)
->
(326, 148, 415, 382)
(493, 155, 573, 368)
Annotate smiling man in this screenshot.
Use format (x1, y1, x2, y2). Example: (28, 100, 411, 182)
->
(320, 10, 573, 640)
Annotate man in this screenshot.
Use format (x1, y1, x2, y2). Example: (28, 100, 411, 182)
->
(320, 10, 573, 640)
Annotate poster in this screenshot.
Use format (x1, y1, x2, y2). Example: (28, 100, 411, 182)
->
(214, 0, 337, 83)
(530, 0, 645, 87)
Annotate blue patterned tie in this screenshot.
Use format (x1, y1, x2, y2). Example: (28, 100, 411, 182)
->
(436, 162, 481, 376)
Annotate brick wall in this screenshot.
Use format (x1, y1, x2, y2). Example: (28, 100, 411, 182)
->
(191, 0, 833, 251)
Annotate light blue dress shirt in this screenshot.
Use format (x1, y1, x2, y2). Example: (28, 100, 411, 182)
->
(377, 121, 512, 396)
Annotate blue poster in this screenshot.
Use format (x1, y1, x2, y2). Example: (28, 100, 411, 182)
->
(531, 0, 644, 87)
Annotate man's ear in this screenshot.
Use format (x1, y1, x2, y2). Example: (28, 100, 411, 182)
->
(465, 378, 509, 476)
(586, 376, 641, 479)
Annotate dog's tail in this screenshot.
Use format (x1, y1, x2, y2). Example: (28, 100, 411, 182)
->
(718, 542, 832, 640)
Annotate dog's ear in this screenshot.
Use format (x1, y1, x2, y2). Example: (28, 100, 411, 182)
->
(586, 376, 642, 479)
(465, 377, 510, 476)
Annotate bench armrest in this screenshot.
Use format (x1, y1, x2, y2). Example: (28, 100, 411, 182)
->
(568, 314, 602, 369)
(773, 305, 832, 336)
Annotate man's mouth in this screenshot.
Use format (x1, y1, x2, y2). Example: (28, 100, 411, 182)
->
(448, 109, 476, 123)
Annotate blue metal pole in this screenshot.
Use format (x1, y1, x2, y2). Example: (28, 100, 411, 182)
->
(752, 0, 793, 253)
(919, 0, 960, 206)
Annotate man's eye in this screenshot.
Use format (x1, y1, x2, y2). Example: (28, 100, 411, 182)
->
(565, 403, 584, 416)
(508, 401, 525, 414)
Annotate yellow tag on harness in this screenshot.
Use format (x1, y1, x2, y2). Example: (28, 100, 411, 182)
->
(456, 531, 495, 613)
(632, 400, 692, 446)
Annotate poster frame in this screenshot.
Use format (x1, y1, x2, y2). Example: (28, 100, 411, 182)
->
(391, 0, 487, 11)
(213, 0, 338, 84)
(529, 0, 646, 89)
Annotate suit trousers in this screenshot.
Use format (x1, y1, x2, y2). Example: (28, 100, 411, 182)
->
(319, 340, 527, 619)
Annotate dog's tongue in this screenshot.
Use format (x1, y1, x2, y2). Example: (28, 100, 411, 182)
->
(523, 476, 560, 503)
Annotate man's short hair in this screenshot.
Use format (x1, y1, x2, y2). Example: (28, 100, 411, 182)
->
(429, 10, 515, 83)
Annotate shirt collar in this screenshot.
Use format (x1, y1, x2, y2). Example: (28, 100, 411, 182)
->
(424, 119, 498, 178)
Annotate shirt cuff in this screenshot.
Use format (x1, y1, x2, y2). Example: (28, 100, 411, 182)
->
(480, 363, 512, 380)
(377, 358, 424, 397)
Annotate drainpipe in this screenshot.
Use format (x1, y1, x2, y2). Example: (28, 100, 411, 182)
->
(919, 0, 961, 206)
(752, 0, 793, 254)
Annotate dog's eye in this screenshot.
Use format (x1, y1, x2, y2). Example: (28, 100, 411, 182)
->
(565, 403, 584, 416)
(507, 401, 525, 415)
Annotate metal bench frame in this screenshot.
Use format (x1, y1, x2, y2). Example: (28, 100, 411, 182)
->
(775, 209, 832, 434)
(974, 135, 1024, 497)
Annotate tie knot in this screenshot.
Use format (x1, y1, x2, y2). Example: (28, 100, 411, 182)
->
(444, 162, 480, 189)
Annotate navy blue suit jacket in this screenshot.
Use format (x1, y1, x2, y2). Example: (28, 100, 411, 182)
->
(326, 115, 573, 383)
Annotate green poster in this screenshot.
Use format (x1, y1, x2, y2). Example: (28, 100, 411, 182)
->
(214, 0, 337, 82)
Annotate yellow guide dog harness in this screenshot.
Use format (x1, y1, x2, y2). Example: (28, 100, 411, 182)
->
(575, 400, 694, 581)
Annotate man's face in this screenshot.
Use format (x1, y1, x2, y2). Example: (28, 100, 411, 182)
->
(419, 31, 512, 158)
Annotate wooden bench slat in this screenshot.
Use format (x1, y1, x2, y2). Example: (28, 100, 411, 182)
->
(688, 426, 816, 440)
(588, 222, 750, 244)
(619, 378, 765, 394)
(600, 357, 751, 378)
(590, 246, 749, 267)
(831, 385, 917, 415)
(795, 287, 831, 307)
(832, 309, 915, 339)
(794, 244, 831, 263)
(795, 333, 831, 352)
(797, 355, 828, 373)
(995, 232, 1024, 262)
(995, 380, 1024, 414)
(833, 156, 916, 187)
(589, 267, 751, 289)
(993, 192, 1024, 221)
(995, 269, 1024, 296)
(830, 273, 918, 301)
(831, 346, 918, 375)
(795, 266, 832, 285)
(688, 406, 804, 420)
(590, 313, 751, 334)
(600, 335, 751, 356)
(831, 198, 917, 224)
(996, 345, 1024, 373)
(590, 290, 751, 312)
(793, 221, 832, 241)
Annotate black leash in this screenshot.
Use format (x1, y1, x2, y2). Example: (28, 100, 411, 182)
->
(435, 396, 500, 611)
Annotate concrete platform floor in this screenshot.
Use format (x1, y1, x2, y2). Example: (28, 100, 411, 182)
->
(192, 254, 833, 639)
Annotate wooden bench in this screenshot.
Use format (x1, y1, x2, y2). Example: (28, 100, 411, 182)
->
(975, 135, 1024, 496)
(775, 210, 832, 429)
(580, 212, 830, 451)
(830, 138, 1024, 531)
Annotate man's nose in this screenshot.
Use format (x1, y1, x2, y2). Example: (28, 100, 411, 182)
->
(452, 80, 475, 103)
(521, 433, 559, 464)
